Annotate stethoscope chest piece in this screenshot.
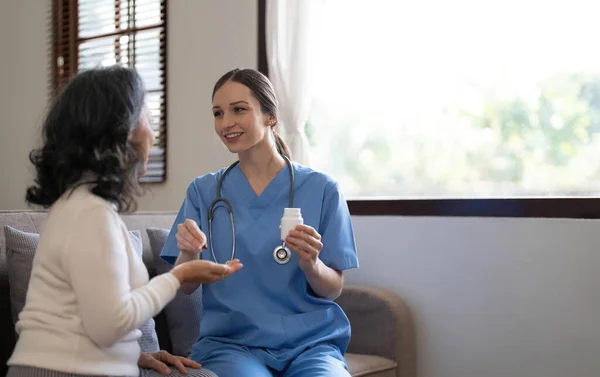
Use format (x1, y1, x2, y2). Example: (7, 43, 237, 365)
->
(273, 245, 292, 264)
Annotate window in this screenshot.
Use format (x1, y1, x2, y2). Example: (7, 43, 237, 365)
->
(259, 0, 600, 218)
(52, 0, 167, 183)
(306, 0, 600, 200)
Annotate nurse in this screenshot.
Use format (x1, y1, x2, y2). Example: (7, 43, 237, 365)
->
(160, 68, 359, 377)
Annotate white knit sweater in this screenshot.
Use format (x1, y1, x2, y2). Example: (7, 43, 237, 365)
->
(8, 185, 180, 376)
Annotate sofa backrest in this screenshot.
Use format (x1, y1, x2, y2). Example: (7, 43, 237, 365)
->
(0, 210, 178, 376)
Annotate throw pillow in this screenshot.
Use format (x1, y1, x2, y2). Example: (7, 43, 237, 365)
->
(4, 226, 160, 353)
(129, 230, 160, 353)
(4, 226, 38, 324)
(146, 227, 203, 357)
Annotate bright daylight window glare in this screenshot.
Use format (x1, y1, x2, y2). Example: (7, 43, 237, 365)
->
(306, 0, 600, 199)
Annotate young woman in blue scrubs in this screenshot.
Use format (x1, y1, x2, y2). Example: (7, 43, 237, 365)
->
(160, 68, 359, 377)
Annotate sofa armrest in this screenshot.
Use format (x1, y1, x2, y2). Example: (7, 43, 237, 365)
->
(335, 285, 416, 377)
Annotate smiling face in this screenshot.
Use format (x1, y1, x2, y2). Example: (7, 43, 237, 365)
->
(212, 81, 275, 154)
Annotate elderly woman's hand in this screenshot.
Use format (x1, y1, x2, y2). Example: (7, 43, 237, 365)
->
(138, 350, 202, 375)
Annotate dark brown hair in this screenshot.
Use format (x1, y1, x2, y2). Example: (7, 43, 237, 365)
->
(212, 68, 291, 159)
(26, 66, 146, 212)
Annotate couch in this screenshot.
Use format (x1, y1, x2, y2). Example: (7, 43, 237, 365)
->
(0, 210, 415, 377)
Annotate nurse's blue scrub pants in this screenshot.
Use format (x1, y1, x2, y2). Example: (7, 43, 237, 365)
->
(198, 343, 350, 377)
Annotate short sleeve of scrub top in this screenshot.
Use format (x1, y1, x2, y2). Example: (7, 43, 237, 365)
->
(160, 180, 203, 266)
(317, 181, 359, 271)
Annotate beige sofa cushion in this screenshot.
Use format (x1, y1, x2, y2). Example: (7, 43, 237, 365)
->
(346, 353, 397, 377)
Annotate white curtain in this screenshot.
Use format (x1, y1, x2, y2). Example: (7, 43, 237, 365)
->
(266, 0, 317, 166)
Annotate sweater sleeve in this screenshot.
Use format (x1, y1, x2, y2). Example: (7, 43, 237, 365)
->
(64, 204, 180, 348)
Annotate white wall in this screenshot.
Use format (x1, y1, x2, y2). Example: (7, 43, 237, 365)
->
(136, 0, 258, 210)
(346, 216, 600, 377)
(0, 0, 49, 211)
(1, 1, 599, 377)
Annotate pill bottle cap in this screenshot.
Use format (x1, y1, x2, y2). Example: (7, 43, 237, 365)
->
(283, 208, 301, 217)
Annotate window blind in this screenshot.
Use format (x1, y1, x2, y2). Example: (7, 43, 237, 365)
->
(52, 0, 168, 183)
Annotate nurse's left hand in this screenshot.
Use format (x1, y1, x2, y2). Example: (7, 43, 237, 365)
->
(286, 224, 323, 271)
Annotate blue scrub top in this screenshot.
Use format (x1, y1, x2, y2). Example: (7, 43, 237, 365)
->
(160, 162, 359, 365)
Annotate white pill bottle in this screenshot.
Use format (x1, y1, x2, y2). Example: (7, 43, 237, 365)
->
(280, 208, 303, 241)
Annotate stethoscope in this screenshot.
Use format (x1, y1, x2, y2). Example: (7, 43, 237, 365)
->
(208, 155, 295, 265)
